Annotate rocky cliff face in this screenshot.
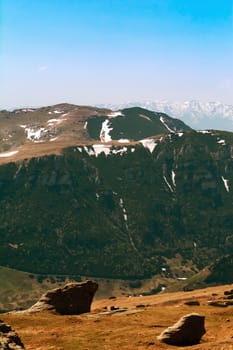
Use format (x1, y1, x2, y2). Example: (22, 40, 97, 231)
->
(0, 129, 233, 281)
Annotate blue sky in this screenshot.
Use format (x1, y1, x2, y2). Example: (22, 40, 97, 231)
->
(1, 0, 233, 109)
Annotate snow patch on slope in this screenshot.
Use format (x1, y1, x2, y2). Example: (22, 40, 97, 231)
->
(93, 144, 111, 156)
(221, 176, 230, 192)
(117, 139, 130, 143)
(84, 146, 96, 156)
(163, 175, 174, 193)
(172, 170, 176, 187)
(25, 127, 47, 142)
(119, 198, 128, 223)
(77, 145, 130, 157)
(160, 117, 175, 133)
(108, 111, 124, 118)
(197, 130, 211, 134)
(112, 147, 128, 155)
(100, 120, 113, 142)
(217, 139, 226, 145)
(140, 138, 157, 153)
(0, 150, 19, 157)
(47, 114, 68, 126)
(53, 110, 64, 114)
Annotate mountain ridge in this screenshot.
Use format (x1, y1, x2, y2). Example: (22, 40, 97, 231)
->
(97, 100, 233, 131)
(0, 104, 191, 163)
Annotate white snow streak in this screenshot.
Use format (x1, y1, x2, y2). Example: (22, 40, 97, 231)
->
(47, 115, 67, 126)
(163, 175, 174, 192)
(50, 137, 58, 142)
(160, 117, 174, 133)
(139, 138, 157, 153)
(53, 110, 64, 114)
(218, 139, 226, 145)
(100, 119, 113, 142)
(119, 197, 138, 252)
(221, 176, 230, 192)
(47, 118, 60, 125)
(117, 139, 130, 143)
(197, 130, 211, 134)
(0, 150, 19, 157)
(108, 111, 124, 118)
(21, 108, 34, 112)
(172, 170, 176, 187)
(139, 114, 152, 122)
(119, 198, 128, 225)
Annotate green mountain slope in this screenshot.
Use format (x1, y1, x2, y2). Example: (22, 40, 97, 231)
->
(87, 107, 191, 141)
(0, 130, 232, 282)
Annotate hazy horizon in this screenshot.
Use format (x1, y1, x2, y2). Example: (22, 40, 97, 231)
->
(1, 0, 232, 109)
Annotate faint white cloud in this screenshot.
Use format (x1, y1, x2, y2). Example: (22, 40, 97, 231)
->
(38, 65, 48, 71)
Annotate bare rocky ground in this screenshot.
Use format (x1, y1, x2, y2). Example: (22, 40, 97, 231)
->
(2, 284, 233, 350)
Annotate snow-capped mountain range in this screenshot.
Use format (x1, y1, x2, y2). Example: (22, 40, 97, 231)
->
(98, 100, 233, 131)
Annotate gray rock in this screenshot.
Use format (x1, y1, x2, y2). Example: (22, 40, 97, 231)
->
(0, 319, 25, 349)
(157, 313, 206, 346)
(24, 280, 98, 315)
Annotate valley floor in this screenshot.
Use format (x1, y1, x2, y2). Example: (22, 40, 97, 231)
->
(2, 284, 233, 350)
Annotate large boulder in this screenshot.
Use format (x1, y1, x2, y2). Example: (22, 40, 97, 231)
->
(157, 313, 206, 346)
(0, 319, 25, 349)
(25, 280, 98, 315)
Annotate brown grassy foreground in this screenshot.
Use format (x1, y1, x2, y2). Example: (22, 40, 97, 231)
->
(2, 284, 233, 350)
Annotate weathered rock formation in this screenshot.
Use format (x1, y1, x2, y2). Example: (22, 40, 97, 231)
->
(25, 280, 98, 315)
(157, 313, 206, 346)
(0, 319, 25, 349)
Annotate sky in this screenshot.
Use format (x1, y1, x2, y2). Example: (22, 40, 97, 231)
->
(1, 0, 233, 109)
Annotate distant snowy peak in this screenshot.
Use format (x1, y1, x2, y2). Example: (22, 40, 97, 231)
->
(98, 101, 233, 131)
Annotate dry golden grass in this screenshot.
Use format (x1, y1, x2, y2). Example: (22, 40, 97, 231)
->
(2, 284, 233, 350)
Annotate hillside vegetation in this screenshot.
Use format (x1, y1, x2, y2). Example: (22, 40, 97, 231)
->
(0, 105, 232, 309)
(0, 129, 233, 281)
